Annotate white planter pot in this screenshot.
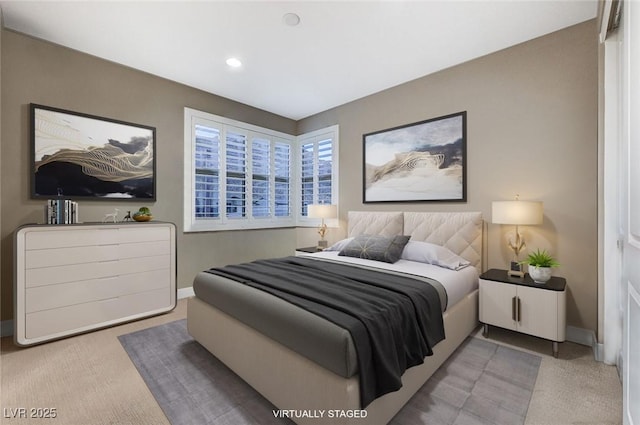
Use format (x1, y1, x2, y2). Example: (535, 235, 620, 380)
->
(528, 266, 552, 283)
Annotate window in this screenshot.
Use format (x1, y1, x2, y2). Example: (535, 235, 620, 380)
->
(225, 129, 247, 219)
(185, 108, 338, 232)
(274, 142, 291, 217)
(184, 109, 296, 231)
(297, 126, 339, 225)
(194, 124, 220, 219)
(252, 138, 270, 218)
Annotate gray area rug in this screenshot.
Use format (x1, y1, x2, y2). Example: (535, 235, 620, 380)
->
(119, 320, 540, 425)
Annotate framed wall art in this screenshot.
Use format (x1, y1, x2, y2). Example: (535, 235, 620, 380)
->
(31, 103, 156, 200)
(363, 111, 466, 203)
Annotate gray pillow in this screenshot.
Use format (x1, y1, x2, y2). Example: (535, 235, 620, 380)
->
(338, 234, 410, 263)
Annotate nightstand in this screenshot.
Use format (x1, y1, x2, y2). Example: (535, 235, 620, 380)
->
(479, 268, 567, 357)
(295, 246, 322, 255)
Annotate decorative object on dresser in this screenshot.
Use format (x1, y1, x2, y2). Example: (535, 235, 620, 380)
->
(31, 103, 156, 200)
(492, 196, 543, 277)
(44, 198, 79, 224)
(102, 208, 120, 223)
(307, 203, 337, 249)
(479, 268, 566, 357)
(14, 222, 176, 346)
(132, 206, 153, 222)
(363, 111, 467, 203)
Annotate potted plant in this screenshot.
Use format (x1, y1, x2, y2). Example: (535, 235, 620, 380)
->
(520, 249, 560, 283)
(132, 206, 153, 222)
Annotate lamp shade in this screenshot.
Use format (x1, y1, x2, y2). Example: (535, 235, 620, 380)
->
(307, 204, 337, 219)
(492, 201, 543, 225)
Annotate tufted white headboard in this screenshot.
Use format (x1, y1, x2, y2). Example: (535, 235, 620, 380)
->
(347, 211, 484, 272)
(347, 211, 404, 238)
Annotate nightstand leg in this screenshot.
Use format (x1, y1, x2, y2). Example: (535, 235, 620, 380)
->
(482, 323, 489, 338)
(552, 341, 559, 358)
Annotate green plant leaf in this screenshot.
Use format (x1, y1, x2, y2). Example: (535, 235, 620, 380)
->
(519, 248, 560, 268)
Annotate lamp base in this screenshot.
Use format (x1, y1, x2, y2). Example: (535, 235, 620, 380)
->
(508, 261, 524, 278)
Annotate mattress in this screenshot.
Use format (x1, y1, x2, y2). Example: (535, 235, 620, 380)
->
(192, 253, 478, 381)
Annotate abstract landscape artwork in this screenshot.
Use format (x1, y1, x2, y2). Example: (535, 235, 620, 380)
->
(363, 111, 466, 203)
(31, 104, 156, 200)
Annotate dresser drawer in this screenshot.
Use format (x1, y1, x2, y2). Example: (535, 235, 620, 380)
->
(25, 228, 120, 249)
(25, 269, 170, 313)
(25, 240, 172, 270)
(25, 244, 119, 268)
(118, 240, 171, 259)
(25, 288, 171, 340)
(117, 226, 170, 244)
(25, 254, 171, 288)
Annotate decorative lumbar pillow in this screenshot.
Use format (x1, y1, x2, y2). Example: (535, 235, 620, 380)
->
(339, 234, 410, 263)
(401, 240, 470, 270)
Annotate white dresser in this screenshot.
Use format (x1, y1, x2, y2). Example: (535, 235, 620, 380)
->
(14, 222, 176, 346)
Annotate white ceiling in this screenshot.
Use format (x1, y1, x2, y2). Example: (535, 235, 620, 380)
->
(0, 1, 597, 120)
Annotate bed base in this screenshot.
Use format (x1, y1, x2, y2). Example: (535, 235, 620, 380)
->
(187, 289, 478, 425)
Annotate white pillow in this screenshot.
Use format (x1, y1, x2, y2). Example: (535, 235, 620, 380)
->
(401, 240, 470, 270)
(324, 237, 354, 252)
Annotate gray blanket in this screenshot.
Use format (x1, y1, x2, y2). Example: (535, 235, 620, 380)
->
(206, 256, 445, 408)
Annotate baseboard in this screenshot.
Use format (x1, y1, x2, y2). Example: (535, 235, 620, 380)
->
(178, 286, 195, 299)
(566, 325, 601, 361)
(1, 320, 14, 337)
(617, 352, 623, 382)
(593, 342, 605, 362)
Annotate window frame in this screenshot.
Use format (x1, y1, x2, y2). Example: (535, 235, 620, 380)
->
(184, 108, 298, 232)
(296, 125, 340, 229)
(185, 108, 338, 232)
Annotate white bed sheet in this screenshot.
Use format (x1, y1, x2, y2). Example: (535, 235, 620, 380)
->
(297, 251, 479, 310)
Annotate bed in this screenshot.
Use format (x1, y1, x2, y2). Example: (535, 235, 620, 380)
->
(187, 211, 483, 425)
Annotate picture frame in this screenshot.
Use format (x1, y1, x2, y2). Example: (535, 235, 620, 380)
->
(31, 103, 156, 200)
(363, 111, 466, 203)
(509, 261, 525, 278)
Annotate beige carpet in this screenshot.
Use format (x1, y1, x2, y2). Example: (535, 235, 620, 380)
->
(474, 327, 623, 425)
(1, 299, 622, 425)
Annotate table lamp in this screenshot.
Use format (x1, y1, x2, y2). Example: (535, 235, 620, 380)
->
(492, 197, 543, 277)
(307, 204, 337, 249)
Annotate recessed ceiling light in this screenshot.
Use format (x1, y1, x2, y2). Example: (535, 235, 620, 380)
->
(283, 13, 300, 27)
(226, 57, 242, 68)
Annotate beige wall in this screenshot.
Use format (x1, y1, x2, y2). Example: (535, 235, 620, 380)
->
(0, 30, 297, 321)
(1, 20, 599, 333)
(299, 20, 599, 332)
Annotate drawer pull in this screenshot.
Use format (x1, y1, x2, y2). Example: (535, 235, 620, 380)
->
(517, 297, 522, 322)
(512, 296, 517, 321)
